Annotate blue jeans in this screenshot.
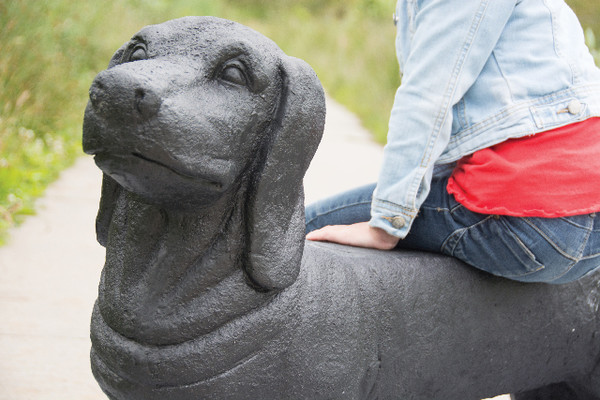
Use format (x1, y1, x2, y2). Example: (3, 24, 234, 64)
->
(305, 178, 600, 284)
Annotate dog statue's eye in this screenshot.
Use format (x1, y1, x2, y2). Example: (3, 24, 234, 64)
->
(129, 44, 148, 62)
(220, 64, 248, 87)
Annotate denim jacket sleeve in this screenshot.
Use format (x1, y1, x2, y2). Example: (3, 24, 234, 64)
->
(369, 0, 518, 238)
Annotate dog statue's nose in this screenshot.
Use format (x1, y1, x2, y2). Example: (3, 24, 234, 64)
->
(134, 87, 161, 119)
(88, 70, 162, 120)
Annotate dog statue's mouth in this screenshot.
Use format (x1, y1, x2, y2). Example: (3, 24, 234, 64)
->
(93, 152, 224, 189)
(130, 152, 221, 188)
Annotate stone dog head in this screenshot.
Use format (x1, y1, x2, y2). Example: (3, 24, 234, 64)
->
(83, 16, 325, 290)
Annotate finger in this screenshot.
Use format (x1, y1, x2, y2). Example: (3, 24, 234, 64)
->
(306, 225, 339, 242)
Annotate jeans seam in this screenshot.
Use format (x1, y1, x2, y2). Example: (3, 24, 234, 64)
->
(549, 225, 594, 282)
(502, 220, 544, 269)
(441, 214, 495, 254)
(420, 205, 449, 213)
(576, 224, 593, 260)
(548, 258, 579, 283)
(522, 217, 580, 261)
(498, 220, 546, 277)
(581, 252, 600, 260)
(557, 216, 594, 229)
(449, 202, 464, 214)
(420, 199, 462, 214)
(305, 200, 372, 226)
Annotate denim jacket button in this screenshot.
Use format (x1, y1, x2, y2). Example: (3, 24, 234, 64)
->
(391, 216, 406, 229)
(567, 99, 582, 115)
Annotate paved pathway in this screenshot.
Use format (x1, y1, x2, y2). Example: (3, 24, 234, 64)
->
(0, 156, 106, 399)
(0, 97, 508, 399)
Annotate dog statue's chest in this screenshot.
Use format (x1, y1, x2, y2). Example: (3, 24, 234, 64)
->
(98, 191, 271, 345)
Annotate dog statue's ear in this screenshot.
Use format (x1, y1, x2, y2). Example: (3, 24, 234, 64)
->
(245, 55, 325, 291)
(96, 174, 122, 247)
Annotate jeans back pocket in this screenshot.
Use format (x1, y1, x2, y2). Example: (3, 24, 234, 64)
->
(442, 216, 545, 280)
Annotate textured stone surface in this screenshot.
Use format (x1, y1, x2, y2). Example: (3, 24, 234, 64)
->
(84, 17, 600, 399)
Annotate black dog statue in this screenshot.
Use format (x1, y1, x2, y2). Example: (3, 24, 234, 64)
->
(83, 16, 600, 400)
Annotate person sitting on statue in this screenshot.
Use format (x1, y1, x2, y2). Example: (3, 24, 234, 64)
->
(306, 0, 600, 284)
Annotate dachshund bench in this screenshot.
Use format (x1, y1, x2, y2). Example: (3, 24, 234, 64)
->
(83, 17, 600, 400)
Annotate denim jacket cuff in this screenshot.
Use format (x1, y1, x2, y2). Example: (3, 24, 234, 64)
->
(369, 203, 418, 239)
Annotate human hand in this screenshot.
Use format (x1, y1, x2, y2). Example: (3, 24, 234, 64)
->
(306, 221, 399, 250)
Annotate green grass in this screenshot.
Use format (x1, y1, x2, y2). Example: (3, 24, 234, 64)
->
(568, 0, 600, 36)
(0, 0, 599, 244)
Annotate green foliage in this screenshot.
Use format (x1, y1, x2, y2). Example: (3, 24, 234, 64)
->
(568, 0, 600, 37)
(568, 2, 600, 65)
(229, 2, 399, 143)
(0, 1, 143, 243)
(585, 28, 600, 65)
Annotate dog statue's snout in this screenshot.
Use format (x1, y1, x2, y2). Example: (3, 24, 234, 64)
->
(88, 70, 162, 120)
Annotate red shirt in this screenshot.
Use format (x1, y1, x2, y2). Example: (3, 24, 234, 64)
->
(447, 118, 600, 217)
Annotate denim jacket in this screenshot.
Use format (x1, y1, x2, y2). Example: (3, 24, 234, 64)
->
(370, 0, 600, 238)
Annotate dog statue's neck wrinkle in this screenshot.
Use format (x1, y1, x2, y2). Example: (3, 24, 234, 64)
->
(99, 186, 273, 345)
